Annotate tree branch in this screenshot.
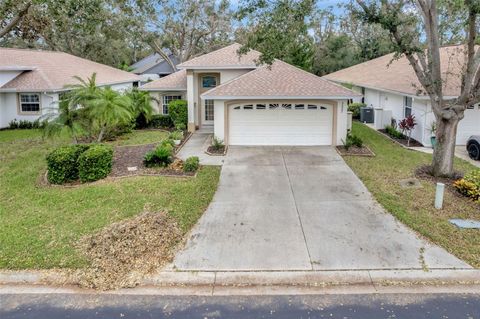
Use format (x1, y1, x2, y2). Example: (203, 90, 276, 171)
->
(0, 1, 32, 38)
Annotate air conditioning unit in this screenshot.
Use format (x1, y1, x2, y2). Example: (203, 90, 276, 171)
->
(360, 107, 374, 123)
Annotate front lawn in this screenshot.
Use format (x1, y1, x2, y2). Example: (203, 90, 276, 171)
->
(344, 122, 479, 268)
(0, 129, 220, 269)
(109, 129, 169, 146)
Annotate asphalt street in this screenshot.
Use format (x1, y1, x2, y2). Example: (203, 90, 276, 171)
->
(1, 293, 479, 318)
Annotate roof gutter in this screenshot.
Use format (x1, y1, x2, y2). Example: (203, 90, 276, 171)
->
(200, 95, 359, 100)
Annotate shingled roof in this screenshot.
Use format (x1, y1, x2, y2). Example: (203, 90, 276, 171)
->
(0, 48, 140, 92)
(202, 60, 360, 99)
(140, 69, 187, 91)
(324, 45, 467, 97)
(177, 43, 260, 69)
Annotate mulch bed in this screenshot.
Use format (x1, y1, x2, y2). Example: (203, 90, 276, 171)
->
(74, 211, 182, 290)
(336, 145, 375, 157)
(206, 145, 227, 156)
(378, 129, 423, 147)
(414, 165, 468, 200)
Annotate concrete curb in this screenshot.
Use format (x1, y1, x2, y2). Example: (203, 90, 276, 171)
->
(2, 269, 479, 292)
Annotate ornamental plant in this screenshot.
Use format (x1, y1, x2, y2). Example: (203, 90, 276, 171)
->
(398, 115, 417, 146)
(454, 169, 480, 202)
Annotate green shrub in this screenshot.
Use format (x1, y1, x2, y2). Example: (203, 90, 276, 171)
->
(149, 114, 173, 128)
(454, 169, 480, 202)
(211, 136, 224, 151)
(175, 122, 186, 131)
(385, 124, 404, 139)
(169, 130, 183, 141)
(78, 144, 113, 182)
(46, 144, 90, 184)
(184, 156, 200, 172)
(161, 138, 175, 148)
(342, 132, 363, 150)
(144, 144, 173, 167)
(348, 102, 366, 119)
(8, 119, 45, 130)
(168, 100, 188, 127)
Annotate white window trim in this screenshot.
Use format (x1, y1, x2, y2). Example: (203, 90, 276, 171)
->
(18, 93, 41, 115)
(404, 96, 413, 117)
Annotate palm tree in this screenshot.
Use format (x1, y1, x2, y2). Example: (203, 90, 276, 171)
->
(41, 73, 99, 143)
(88, 87, 133, 142)
(126, 89, 155, 127)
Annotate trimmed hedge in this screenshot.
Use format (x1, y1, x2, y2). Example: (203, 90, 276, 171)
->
(184, 156, 200, 172)
(46, 144, 90, 184)
(149, 114, 173, 128)
(78, 144, 114, 183)
(168, 100, 188, 127)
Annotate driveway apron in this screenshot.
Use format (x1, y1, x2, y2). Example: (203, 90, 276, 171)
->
(172, 146, 471, 271)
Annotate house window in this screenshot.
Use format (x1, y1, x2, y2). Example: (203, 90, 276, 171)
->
(19, 93, 40, 113)
(404, 96, 413, 117)
(205, 100, 214, 121)
(202, 76, 217, 88)
(162, 95, 182, 114)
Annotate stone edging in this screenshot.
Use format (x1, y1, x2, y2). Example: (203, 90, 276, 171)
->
(335, 146, 376, 157)
(205, 146, 228, 157)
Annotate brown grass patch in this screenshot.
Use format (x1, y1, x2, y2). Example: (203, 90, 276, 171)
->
(74, 211, 182, 290)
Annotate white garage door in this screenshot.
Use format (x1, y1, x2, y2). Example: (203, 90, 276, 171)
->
(229, 102, 333, 146)
(457, 105, 480, 145)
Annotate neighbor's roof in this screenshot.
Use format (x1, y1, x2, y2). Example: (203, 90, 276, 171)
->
(0, 48, 140, 92)
(139, 69, 187, 91)
(130, 51, 176, 74)
(177, 43, 260, 69)
(324, 45, 468, 97)
(202, 60, 360, 99)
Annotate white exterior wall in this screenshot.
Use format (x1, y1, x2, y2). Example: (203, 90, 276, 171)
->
(336, 100, 348, 145)
(0, 92, 59, 128)
(109, 82, 134, 92)
(213, 100, 226, 142)
(219, 69, 252, 84)
(186, 72, 195, 129)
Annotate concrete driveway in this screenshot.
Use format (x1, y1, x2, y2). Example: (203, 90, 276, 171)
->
(173, 146, 470, 271)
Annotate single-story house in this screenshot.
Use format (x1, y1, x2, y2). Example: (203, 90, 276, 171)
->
(140, 43, 359, 146)
(323, 45, 480, 146)
(130, 52, 179, 82)
(0, 48, 140, 128)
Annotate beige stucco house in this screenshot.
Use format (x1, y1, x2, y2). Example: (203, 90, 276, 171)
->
(324, 45, 480, 146)
(140, 43, 359, 146)
(0, 48, 140, 128)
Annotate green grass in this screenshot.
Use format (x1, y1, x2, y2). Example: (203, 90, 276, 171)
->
(344, 122, 480, 267)
(0, 129, 220, 269)
(109, 129, 169, 146)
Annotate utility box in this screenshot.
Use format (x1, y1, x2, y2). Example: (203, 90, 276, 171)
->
(347, 111, 353, 131)
(360, 107, 374, 123)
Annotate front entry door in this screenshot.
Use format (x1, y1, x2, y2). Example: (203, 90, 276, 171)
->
(199, 74, 218, 126)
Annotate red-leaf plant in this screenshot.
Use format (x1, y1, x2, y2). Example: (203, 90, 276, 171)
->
(398, 115, 417, 147)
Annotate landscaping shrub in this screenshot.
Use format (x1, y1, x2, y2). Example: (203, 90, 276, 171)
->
(342, 132, 363, 150)
(8, 119, 45, 130)
(169, 130, 183, 141)
(144, 144, 173, 167)
(46, 144, 90, 184)
(211, 136, 224, 151)
(168, 100, 188, 127)
(161, 138, 175, 148)
(454, 169, 480, 202)
(385, 124, 404, 139)
(78, 144, 114, 182)
(149, 114, 173, 128)
(184, 156, 200, 173)
(348, 102, 366, 119)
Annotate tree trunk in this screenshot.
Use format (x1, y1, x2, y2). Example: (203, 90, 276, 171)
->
(97, 126, 106, 143)
(431, 117, 460, 177)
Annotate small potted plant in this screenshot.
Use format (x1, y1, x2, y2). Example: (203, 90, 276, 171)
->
(430, 121, 437, 148)
(170, 130, 183, 146)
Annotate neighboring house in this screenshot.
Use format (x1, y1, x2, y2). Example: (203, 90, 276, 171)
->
(0, 48, 140, 128)
(130, 52, 179, 82)
(324, 45, 480, 146)
(140, 43, 359, 146)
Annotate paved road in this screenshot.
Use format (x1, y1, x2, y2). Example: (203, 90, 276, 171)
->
(2, 293, 479, 318)
(173, 146, 469, 271)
